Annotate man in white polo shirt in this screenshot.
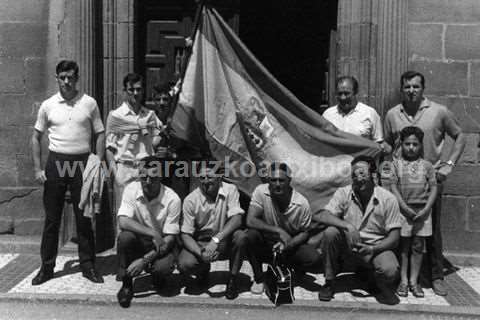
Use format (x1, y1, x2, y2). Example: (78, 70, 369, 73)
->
(323, 76, 390, 153)
(31, 60, 105, 285)
(116, 156, 181, 308)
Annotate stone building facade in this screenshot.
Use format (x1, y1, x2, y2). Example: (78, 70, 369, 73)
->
(0, 0, 478, 255)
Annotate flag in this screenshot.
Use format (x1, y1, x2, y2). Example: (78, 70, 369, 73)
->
(172, 5, 381, 210)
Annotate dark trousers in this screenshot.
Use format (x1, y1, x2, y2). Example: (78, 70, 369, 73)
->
(246, 229, 321, 283)
(177, 230, 248, 277)
(321, 226, 399, 285)
(426, 182, 444, 281)
(117, 230, 176, 283)
(41, 151, 94, 270)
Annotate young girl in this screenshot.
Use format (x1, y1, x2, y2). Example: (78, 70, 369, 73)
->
(391, 126, 438, 298)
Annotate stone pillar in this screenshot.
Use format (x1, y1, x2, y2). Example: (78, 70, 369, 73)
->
(337, 0, 407, 115)
(103, 0, 135, 119)
(60, 0, 99, 98)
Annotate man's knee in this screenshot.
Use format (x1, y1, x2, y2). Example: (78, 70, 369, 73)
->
(245, 228, 262, 243)
(117, 231, 136, 251)
(232, 230, 248, 247)
(151, 255, 175, 277)
(373, 252, 399, 283)
(322, 226, 342, 243)
(177, 250, 199, 274)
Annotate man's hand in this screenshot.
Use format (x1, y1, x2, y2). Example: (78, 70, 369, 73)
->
(356, 243, 375, 261)
(34, 170, 47, 184)
(273, 241, 285, 253)
(436, 165, 453, 183)
(126, 258, 146, 277)
(402, 206, 417, 221)
(345, 224, 361, 248)
(152, 233, 164, 252)
(413, 208, 429, 222)
(277, 229, 292, 246)
(202, 240, 219, 262)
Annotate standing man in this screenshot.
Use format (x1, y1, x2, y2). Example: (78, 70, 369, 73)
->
(31, 60, 105, 285)
(177, 163, 248, 300)
(116, 156, 181, 308)
(106, 73, 163, 213)
(384, 71, 466, 296)
(246, 162, 321, 294)
(323, 76, 390, 153)
(314, 156, 403, 304)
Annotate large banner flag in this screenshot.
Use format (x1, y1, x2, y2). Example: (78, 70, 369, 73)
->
(172, 6, 380, 210)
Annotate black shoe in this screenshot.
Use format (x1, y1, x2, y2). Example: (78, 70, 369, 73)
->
(82, 268, 104, 283)
(31, 268, 54, 286)
(318, 280, 335, 301)
(196, 267, 210, 287)
(117, 284, 133, 308)
(376, 283, 399, 305)
(225, 276, 239, 300)
(152, 276, 166, 292)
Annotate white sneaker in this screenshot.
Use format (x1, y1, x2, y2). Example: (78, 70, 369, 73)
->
(250, 281, 264, 295)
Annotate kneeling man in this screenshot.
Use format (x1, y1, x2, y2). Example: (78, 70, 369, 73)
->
(116, 156, 181, 308)
(314, 155, 403, 304)
(177, 163, 247, 300)
(246, 162, 321, 293)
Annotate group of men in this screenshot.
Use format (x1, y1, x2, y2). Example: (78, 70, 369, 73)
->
(31, 60, 465, 307)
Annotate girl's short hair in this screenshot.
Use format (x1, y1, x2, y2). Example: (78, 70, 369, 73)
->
(399, 126, 424, 143)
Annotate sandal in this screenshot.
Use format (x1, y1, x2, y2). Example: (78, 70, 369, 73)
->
(410, 284, 425, 298)
(396, 283, 408, 297)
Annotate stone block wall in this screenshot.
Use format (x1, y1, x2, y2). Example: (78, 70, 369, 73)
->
(408, 0, 480, 254)
(0, 1, 76, 235)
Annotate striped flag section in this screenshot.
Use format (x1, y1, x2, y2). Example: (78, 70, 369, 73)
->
(172, 5, 380, 209)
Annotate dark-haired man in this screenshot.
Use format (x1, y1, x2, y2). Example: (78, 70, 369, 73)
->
(106, 73, 163, 214)
(177, 163, 247, 300)
(116, 157, 181, 308)
(246, 162, 321, 294)
(384, 71, 466, 296)
(31, 60, 105, 285)
(314, 156, 403, 304)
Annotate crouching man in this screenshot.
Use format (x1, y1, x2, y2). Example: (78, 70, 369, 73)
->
(314, 155, 403, 304)
(246, 162, 321, 294)
(116, 156, 181, 308)
(177, 163, 248, 300)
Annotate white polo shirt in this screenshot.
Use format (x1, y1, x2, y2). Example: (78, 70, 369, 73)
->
(323, 102, 384, 142)
(34, 92, 105, 154)
(117, 181, 181, 235)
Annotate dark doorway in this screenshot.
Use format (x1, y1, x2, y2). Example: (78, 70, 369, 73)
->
(136, 1, 338, 110)
(239, 1, 338, 110)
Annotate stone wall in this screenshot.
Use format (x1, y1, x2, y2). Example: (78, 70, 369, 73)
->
(0, 0, 82, 235)
(408, 0, 480, 254)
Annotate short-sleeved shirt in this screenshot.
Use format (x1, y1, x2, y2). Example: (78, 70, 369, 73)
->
(106, 102, 162, 161)
(384, 98, 462, 165)
(250, 184, 312, 236)
(323, 102, 384, 142)
(324, 185, 403, 244)
(181, 182, 244, 238)
(34, 92, 105, 154)
(117, 180, 181, 235)
(392, 158, 437, 205)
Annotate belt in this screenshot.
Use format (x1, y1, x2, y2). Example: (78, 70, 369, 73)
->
(116, 159, 141, 168)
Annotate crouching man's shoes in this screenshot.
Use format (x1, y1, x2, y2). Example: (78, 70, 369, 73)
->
(31, 269, 54, 286)
(318, 280, 335, 301)
(225, 276, 239, 300)
(82, 268, 104, 283)
(117, 285, 134, 308)
(432, 279, 448, 296)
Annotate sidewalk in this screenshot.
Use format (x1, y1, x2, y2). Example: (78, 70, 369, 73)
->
(0, 242, 479, 318)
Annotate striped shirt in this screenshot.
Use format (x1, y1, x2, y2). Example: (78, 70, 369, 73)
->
(392, 158, 436, 205)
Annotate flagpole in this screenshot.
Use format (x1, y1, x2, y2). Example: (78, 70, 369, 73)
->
(167, 0, 206, 121)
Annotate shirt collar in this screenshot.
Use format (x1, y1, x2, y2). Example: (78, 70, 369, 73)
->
(350, 185, 380, 207)
(336, 102, 358, 116)
(263, 186, 303, 206)
(56, 91, 82, 104)
(400, 97, 430, 113)
(136, 181, 165, 203)
(200, 181, 227, 205)
(121, 102, 149, 117)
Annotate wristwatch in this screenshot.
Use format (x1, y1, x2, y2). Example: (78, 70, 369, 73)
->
(446, 160, 455, 167)
(211, 236, 220, 244)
